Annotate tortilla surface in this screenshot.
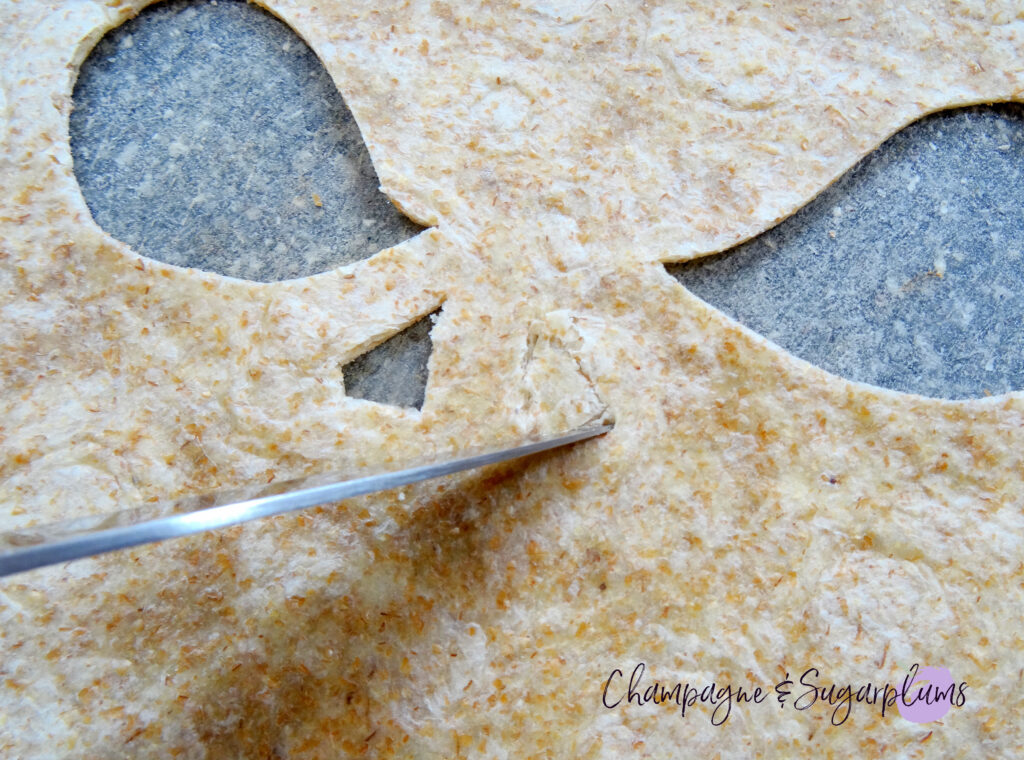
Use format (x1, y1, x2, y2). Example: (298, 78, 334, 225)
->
(2, 1, 1023, 756)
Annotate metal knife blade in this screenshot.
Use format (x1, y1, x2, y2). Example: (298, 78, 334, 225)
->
(0, 423, 612, 578)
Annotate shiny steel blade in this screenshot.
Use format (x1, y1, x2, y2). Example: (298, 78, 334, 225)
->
(0, 424, 612, 577)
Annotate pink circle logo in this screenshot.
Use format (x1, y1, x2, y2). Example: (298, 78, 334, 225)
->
(897, 665, 955, 723)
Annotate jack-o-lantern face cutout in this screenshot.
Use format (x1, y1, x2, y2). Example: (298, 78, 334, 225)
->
(5, 1, 1024, 757)
(71, 1, 1024, 407)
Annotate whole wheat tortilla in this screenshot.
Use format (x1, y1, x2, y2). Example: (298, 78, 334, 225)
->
(2, 1, 1024, 756)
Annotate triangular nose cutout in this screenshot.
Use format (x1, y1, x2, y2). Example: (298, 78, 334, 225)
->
(70, 0, 424, 282)
(343, 310, 440, 410)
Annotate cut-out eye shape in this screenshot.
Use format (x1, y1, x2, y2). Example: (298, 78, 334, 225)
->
(669, 104, 1024, 400)
(70, 0, 424, 282)
(343, 310, 440, 410)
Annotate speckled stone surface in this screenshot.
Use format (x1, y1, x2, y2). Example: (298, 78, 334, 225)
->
(670, 104, 1024, 400)
(69, 0, 424, 284)
(70, 1, 1024, 403)
(343, 310, 439, 409)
